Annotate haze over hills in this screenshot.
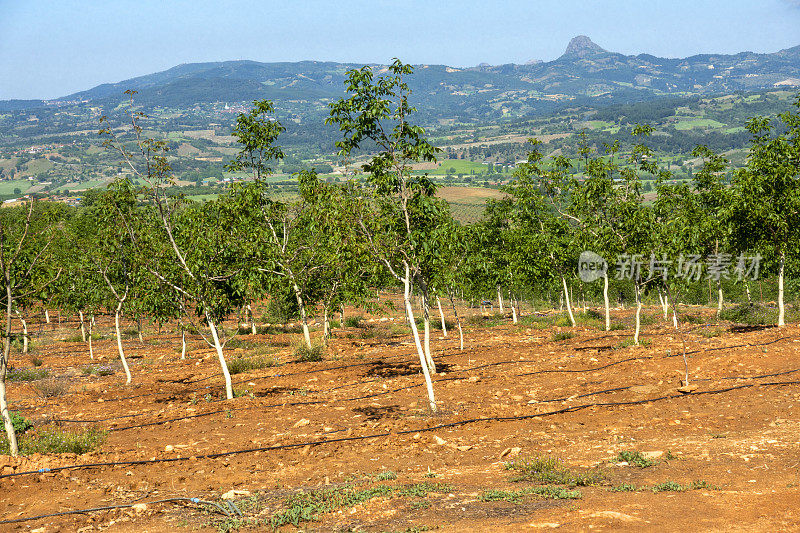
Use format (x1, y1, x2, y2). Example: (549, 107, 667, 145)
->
(2, 35, 799, 123)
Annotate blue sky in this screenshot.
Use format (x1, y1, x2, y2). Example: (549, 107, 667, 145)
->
(1, 0, 799, 100)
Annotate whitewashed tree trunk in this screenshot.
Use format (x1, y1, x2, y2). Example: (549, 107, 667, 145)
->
(603, 273, 611, 331)
(206, 313, 233, 400)
(79, 310, 86, 343)
(717, 279, 723, 315)
(181, 329, 187, 360)
(322, 307, 330, 342)
(115, 306, 132, 384)
(1, 284, 18, 455)
(137, 318, 143, 343)
(562, 275, 576, 327)
(634, 283, 642, 346)
(404, 265, 436, 412)
(497, 287, 503, 312)
(436, 296, 448, 337)
(421, 290, 436, 374)
(247, 304, 256, 335)
(44, 309, 50, 324)
(292, 282, 312, 349)
(15, 310, 28, 354)
(88, 317, 94, 360)
(745, 281, 752, 304)
(778, 251, 785, 327)
(511, 295, 518, 324)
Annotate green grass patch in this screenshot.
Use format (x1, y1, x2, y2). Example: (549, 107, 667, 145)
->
(718, 303, 785, 326)
(651, 481, 685, 492)
(505, 456, 604, 487)
(343, 316, 363, 328)
(609, 483, 637, 492)
(551, 331, 575, 342)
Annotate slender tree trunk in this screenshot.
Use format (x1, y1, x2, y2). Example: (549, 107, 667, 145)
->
(340, 305, 345, 330)
(603, 273, 611, 331)
(88, 317, 94, 360)
(562, 275, 576, 327)
(511, 296, 518, 324)
(137, 318, 143, 343)
(404, 265, 436, 412)
(717, 279, 723, 315)
(44, 309, 50, 324)
(115, 305, 132, 384)
(322, 307, 330, 342)
(497, 287, 503, 312)
(436, 297, 448, 337)
(1, 284, 19, 455)
(181, 329, 187, 360)
(449, 292, 464, 351)
(292, 282, 312, 349)
(745, 281, 752, 305)
(778, 251, 785, 327)
(247, 304, 256, 335)
(420, 287, 436, 374)
(79, 310, 86, 343)
(634, 282, 642, 346)
(15, 310, 28, 354)
(206, 313, 233, 400)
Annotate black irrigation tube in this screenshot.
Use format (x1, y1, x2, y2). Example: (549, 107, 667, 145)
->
(3, 379, 799, 482)
(0, 497, 232, 525)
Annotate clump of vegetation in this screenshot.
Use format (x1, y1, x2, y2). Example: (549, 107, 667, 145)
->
(1, 427, 106, 455)
(227, 355, 278, 375)
(682, 313, 706, 325)
(551, 331, 575, 342)
(270, 482, 452, 529)
(505, 456, 604, 487)
(7, 366, 49, 382)
(609, 483, 637, 492)
(651, 481, 685, 492)
(28, 355, 44, 367)
(295, 344, 324, 362)
(719, 303, 779, 325)
(479, 485, 582, 502)
(375, 470, 397, 481)
(614, 338, 651, 349)
(615, 451, 655, 468)
(82, 365, 115, 376)
(9, 412, 33, 435)
(698, 327, 723, 338)
(609, 322, 626, 331)
(343, 316, 363, 328)
(32, 378, 69, 398)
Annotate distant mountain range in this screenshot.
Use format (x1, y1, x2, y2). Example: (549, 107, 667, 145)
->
(2, 36, 800, 123)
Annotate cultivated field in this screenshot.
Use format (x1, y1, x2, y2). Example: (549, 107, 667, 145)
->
(1, 302, 799, 532)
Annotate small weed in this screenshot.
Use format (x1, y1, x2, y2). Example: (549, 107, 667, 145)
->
(423, 467, 437, 478)
(615, 451, 655, 468)
(689, 480, 719, 490)
(287, 387, 309, 396)
(709, 432, 727, 439)
(609, 483, 637, 492)
(651, 481, 685, 492)
(295, 344, 324, 362)
(9, 412, 33, 435)
(609, 322, 626, 331)
(6, 367, 49, 382)
(233, 388, 254, 399)
(376, 470, 397, 481)
(551, 331, 575, 342)
(505, 456, 604, 486)
(409, 500, 431, 510)
(28, 355, 44, 367)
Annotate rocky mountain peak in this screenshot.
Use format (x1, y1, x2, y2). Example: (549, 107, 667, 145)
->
(562, 35, 608, 58)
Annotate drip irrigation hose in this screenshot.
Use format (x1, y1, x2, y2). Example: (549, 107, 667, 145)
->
(0, 497, 230, 525)
(2, 378, 798, 482)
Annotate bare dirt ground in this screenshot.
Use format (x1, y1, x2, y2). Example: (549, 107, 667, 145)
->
(1, 303, 799, 532)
